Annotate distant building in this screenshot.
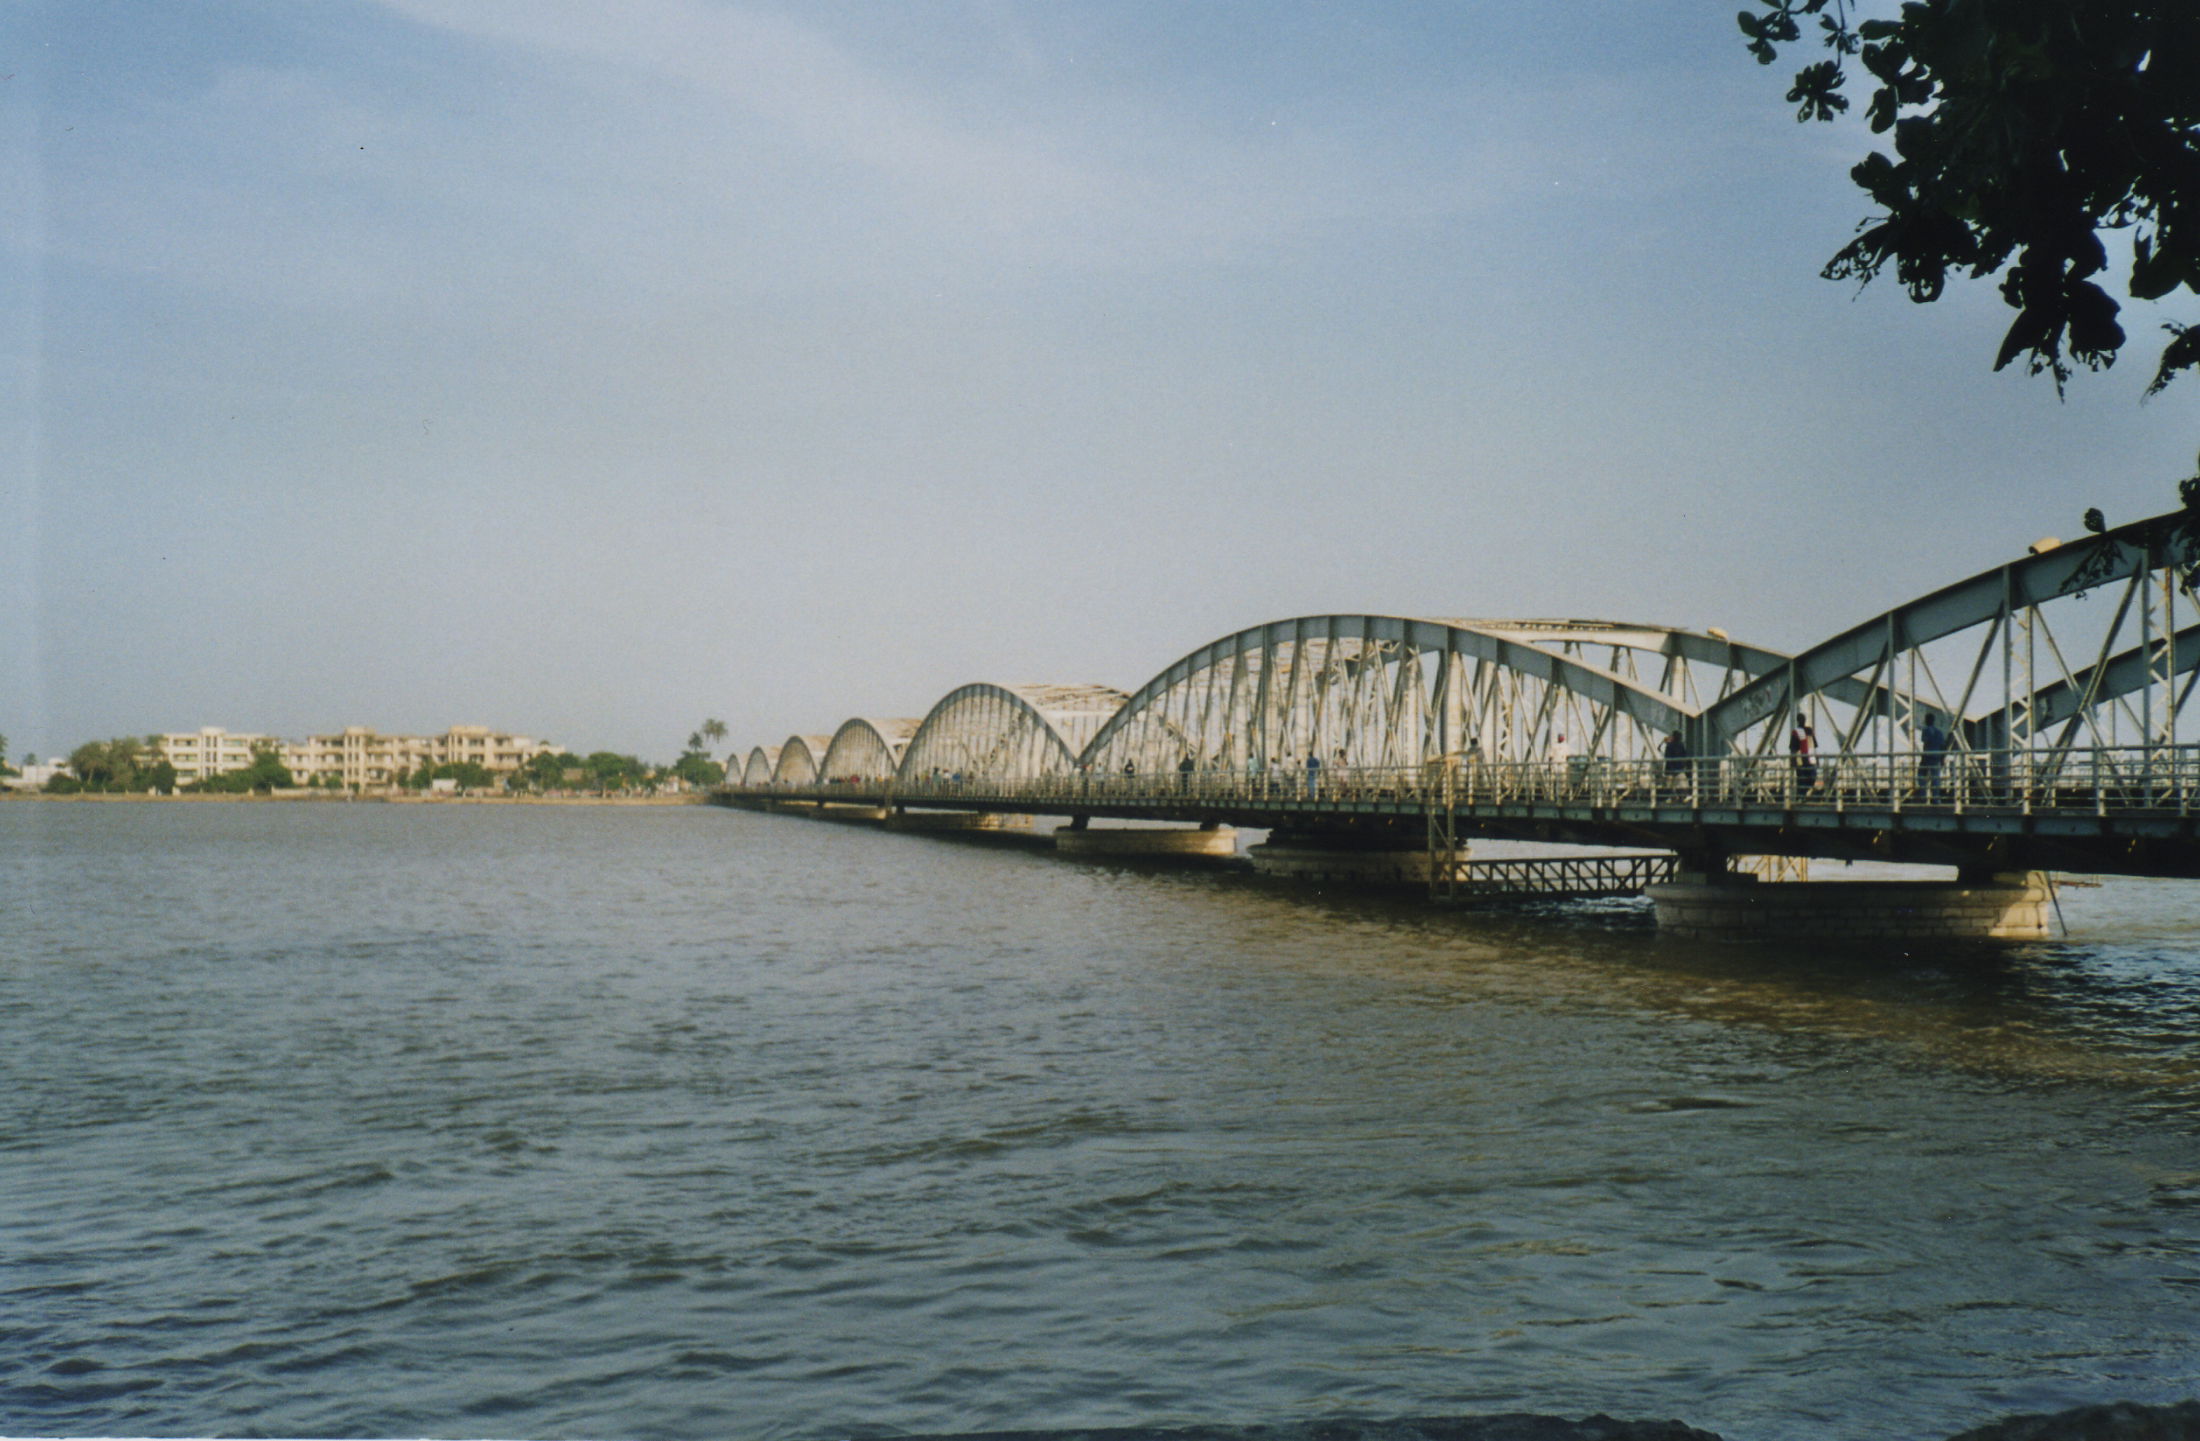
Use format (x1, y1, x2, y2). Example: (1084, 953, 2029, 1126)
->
(155, 728, 278, 787)
(428, 724, 553, 775)
(152, 725, 556, 790)
(3, 760, 72, 790)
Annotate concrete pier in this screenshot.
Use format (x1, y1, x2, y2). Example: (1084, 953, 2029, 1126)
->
(1649, 870, 2055, 941)
(813, 803, 891, 823)
(1248, 840, 1465, 886)
(1053, 825, 1238, 858)
(881, 809, 1028, 833)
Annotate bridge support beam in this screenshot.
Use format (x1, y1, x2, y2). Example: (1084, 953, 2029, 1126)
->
(1053, 825, 1238, 858)
(813, 803, 892, 823)
(1250, 830, 1466, 887)
(882, 810, 1028, 833)
(1649, 871, 2054, 942)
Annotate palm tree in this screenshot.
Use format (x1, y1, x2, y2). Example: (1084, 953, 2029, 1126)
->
(700, 717, 728, 748)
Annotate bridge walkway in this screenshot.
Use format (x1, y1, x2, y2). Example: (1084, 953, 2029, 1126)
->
(729, 744, 2200, 879)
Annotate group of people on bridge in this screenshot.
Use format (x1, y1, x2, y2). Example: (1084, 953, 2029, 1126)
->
(789, 715, 2037, 812)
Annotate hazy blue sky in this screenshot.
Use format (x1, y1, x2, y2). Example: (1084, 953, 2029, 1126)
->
(6, 1, 2195, 762)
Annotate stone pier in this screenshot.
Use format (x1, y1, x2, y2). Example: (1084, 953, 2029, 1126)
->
(1248, 839, 1467, 886)
(1649, 870, 2055, 941)
(812, 802, 891, 823)
(1053, 824, 1238, 858)
(881, 809, 1028, 833)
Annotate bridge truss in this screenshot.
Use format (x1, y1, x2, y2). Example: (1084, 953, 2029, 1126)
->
(1701, 509, 2200, 801)
(720, 506, 2200, 879)
(1078, 615, 1802, 778)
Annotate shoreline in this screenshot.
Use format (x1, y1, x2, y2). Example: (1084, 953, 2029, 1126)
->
(0, 791, 707, 806)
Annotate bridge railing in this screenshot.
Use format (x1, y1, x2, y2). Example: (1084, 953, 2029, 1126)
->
(731, 743, 2200, 817)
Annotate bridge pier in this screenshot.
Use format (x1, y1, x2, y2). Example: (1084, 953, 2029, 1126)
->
(881, 809, 1028, 833)
(1053, 824, 1238, 859)
(1249, 828, 1465, 887)
(813, 802, 892, 823)
(1648, 870, 2054, 942)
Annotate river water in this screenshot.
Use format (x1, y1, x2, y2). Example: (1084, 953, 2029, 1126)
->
(3, 800, 2197, 1440)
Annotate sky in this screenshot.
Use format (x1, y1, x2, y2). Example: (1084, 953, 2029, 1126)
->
(5, 1, 2196, 764)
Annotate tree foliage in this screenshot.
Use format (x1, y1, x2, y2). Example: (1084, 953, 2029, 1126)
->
(669, 750, 725, 788)
(405, 760, 497, 790)
(674, 721, 730, 788)
(1742, 0, 2200, 392)
(513, 750, 584, 791)
(190, 744, 293, 794)
(56, 737, 180, 792)
(583, 751, 652, 790)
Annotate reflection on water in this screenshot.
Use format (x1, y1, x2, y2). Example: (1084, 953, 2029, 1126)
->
(2, 801, 2197, 1441)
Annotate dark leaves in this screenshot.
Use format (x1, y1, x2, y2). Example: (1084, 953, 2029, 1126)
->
(2150, 323, 2200, 396)
(1737, 8, 1798, 64)
(2067, 281, 2127, 366)
(1777, 59, 1848, 119)
(2133, 234, 2191, 303)
(1787, 60, 1848, 121)
(1744, 0, 2200, 393)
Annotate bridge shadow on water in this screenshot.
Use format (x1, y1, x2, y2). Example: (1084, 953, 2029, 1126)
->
(958, 825, 2200, 1108)
(779, 807, 2200, 1107)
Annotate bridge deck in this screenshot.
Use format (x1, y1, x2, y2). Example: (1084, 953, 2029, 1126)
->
(725, 749, 2200, 878)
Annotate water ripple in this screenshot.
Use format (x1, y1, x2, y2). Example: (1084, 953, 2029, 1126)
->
(4, 804, 2199, 1440)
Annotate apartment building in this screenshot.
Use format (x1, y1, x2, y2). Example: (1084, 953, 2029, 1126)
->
(155, 728, 279, 786)
(153, 725, 555, 789)
(282, 727, 425, 788)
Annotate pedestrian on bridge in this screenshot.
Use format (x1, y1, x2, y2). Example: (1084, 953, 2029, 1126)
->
(1178, 754, 1194, 793)
(1662, 731, 1689, 796)
(1790, 722, 1817, 793)
(1305, 751, 1321, 797)
(1919, 714, 1949, 801)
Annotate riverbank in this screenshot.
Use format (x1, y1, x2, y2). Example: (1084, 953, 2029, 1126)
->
(0, 790, 706, 805)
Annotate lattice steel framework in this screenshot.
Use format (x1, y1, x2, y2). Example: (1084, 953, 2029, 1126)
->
(1700, 507, 2200, 769)
(817, 717, 922, 784)
(897, 683, 1128, 784)
(1076, 615, 1800, 776)
(771, 735, 834, 786)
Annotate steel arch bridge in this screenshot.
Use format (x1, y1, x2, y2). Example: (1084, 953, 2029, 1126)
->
(721, 505, 2200, 880)
(895, 683, 1129, 784)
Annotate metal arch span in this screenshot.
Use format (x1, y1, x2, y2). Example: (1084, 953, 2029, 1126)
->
(897, 683, 1127, 785)
(818, 717, 922, 784)
(1075, 614, 1806, 776)
(711, 513, 2200, 880)
(1699, 506, 2200, 760)
(772, 735, 835, 787)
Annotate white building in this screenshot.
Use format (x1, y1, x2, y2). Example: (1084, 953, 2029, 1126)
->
(153, 725, 555, 790)
(155, 728, 278, 787)
(2, 760, 72, 790)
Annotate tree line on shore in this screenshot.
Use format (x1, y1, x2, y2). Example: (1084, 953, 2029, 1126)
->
(2, 723, 731, 796)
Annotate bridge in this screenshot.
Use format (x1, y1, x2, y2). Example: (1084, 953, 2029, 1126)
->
(717, 505, 2200, 939)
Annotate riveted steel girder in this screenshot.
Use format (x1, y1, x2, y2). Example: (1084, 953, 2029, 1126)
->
(1703, 509, 2200, 749)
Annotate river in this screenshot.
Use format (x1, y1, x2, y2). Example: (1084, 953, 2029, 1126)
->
(3, 800, 2197, 1439)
